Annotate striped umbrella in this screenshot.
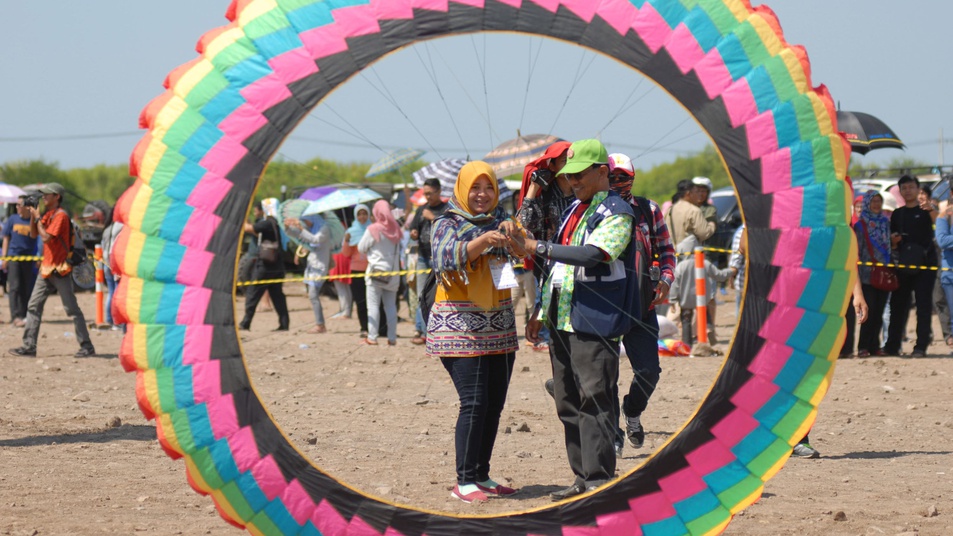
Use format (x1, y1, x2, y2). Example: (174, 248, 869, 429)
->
(412, 158, 468, 198)
(412, 159, 512, 202)
(365, 148, 425, 177)
(483, 133, 564, 178)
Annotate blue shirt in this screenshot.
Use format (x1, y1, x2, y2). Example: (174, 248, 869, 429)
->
(1, 214, 40, 257)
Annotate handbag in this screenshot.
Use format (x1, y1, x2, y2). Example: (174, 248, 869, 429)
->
(861, 222, 898, 292)
(257, 218, 280, 264)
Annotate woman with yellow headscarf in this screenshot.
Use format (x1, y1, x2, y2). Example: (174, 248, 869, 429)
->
(428, 161, 527, 503)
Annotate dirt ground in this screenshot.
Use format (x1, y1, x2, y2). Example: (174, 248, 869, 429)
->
(1, 285, 951, 536)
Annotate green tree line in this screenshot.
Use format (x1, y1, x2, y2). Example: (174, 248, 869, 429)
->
(0, 148, 932, 214)
(0, 157, 420, 214)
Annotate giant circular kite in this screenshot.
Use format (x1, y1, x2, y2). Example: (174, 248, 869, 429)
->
(112, 0, 854, 534)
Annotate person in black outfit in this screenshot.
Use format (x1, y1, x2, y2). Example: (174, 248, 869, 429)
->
(407, 178, 449, 344)
(883, 175, 938, 357)
(238, 202, 289, 331)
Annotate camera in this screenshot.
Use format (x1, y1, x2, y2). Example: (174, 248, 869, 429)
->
(21, 193, 41, 208)
(530, 169, 554, 190)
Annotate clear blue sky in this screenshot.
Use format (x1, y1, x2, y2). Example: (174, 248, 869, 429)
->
(2, 1, 951, 173)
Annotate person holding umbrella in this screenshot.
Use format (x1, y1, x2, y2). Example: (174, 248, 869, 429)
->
(284, 214, 332, 334)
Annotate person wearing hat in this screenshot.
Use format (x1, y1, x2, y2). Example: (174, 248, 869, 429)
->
(606, 152, 676, 455)
(665, 176, 715, 247)
(9, 183, 96, 358)
(692, 176, 717, 225)
(514, 139, 638, 501)
(517, 140, 573, 353)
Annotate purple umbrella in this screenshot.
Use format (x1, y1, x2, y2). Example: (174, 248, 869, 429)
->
(299, 185, 338, 201)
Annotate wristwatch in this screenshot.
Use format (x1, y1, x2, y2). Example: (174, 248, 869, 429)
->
(535, 241, 549, 258)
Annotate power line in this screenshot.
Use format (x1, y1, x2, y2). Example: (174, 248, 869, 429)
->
(2, 129, 700, 160)
(0, 131, 142, 142)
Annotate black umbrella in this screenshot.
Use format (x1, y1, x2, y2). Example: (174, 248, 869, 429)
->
(836, 110, 905, 155)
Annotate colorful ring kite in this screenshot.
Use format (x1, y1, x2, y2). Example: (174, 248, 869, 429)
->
(114, 0, 853, 534)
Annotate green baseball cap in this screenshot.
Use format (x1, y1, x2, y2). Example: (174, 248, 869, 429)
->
(558, 139, 609, 176)
(37, 182, 66, 197)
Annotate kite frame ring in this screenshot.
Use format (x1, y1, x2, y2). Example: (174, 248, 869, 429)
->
(114, 1, 854, 534)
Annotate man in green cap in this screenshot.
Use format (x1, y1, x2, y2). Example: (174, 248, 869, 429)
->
(513, 139, 638, 500)
(9, 182, 95, 358)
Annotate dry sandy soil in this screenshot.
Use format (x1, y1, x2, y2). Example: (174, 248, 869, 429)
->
(1, 285, 951, 535)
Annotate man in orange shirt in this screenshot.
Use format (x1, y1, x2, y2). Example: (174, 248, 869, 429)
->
(9, 183, 95, 358)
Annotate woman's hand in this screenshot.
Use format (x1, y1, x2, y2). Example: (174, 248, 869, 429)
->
(480, 230, 508, 249)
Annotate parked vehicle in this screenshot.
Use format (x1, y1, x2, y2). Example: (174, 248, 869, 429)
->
(707, 186, 742, 267)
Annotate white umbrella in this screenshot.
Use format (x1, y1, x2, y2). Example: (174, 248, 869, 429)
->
(0, 182, 27, 203)
(302, 188, 382, 216)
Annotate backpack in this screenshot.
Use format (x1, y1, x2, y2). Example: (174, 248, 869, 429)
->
(632, 197, 658, 317)
(54, 210, 87, 267)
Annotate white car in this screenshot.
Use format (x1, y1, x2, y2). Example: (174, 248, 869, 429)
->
(852, 174, 941, 212)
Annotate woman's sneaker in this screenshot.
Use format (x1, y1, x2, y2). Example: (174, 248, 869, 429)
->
(475, 481, 518, 497)
(450, 484, 488, 504)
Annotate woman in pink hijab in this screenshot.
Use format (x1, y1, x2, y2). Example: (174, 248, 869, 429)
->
(357, 199, 403, 345)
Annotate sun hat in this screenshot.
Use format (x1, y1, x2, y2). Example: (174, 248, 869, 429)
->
(559, 139, 608, 176)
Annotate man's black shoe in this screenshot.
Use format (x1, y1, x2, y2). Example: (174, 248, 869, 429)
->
(626, 416, 645, 449)
(273, 326, 289, 332)
(550, 483, 586, 501)
(74, 347, 96, 358)
(544, 378, 555, 399)
(9, 347, 36, 357)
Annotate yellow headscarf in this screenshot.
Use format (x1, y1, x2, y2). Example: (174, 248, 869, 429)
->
(435, 160, 510, 311)
(452, 161, 499, 221)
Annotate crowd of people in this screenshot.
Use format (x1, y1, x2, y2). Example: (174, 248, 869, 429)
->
(7, 150, 945, 505)
(847, 174, 950, 359)
(245, 138, 817, 502)
(5, 183, 101, 358)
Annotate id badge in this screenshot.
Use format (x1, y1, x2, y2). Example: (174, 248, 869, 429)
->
(549, 262, 566, 289)
(490, 258, 519, 290)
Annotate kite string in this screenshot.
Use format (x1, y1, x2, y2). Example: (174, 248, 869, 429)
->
(547, 49, 598, 135)
(468, 34, 495, 150)
(518, 37, 545, 134)
(356, 68, 444, 158)
(428, 39, 500, 144)
(413, 44, 471, 160)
